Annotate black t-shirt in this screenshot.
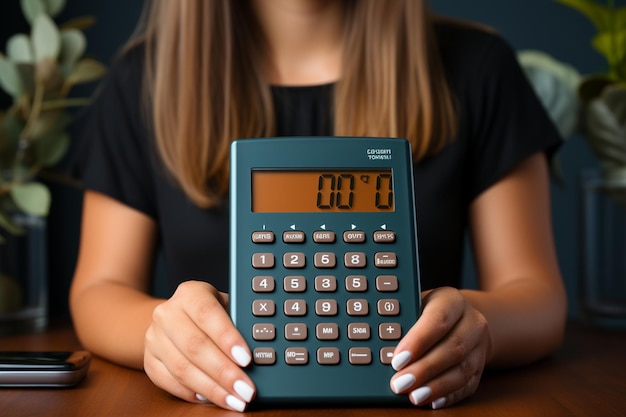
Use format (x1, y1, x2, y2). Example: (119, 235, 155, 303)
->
(74, 22, 561, 294)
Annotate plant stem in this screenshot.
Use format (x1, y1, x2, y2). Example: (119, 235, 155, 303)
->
(13, 79, 45, 181)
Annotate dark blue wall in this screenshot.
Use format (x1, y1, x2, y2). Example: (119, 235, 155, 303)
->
(2, 0, 619, 318)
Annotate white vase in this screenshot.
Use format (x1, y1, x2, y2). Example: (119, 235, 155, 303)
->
(0, 213, 48, 336)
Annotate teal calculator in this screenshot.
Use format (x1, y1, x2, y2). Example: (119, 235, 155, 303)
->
(229, 137, 421, 405)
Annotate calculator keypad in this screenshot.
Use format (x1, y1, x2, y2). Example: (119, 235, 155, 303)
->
(250, 228, 402, 367)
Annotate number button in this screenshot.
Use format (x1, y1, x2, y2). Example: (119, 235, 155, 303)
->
(284, 299, 307, 316)
(314, 252, 336, 268)
(283, 252, 306, 268)
(347, 299, 369, 316)
(377, 299, 400, 316)
(314, 276, 337, 292)
(346, 275, 367, 292)
(284, 276, 306, 292)
(252, 276, 275, 292)
(252, 253, 275, 269)
(315, 299, 338, 316)
(344, 252, 366, 268)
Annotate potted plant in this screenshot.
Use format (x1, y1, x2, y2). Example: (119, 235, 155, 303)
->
(518, 0, 626, 324)
(0, 0, 105, 334)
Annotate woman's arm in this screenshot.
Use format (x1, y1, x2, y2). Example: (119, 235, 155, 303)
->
(389, 152, 567, 408)
(70, 191, 162, 369)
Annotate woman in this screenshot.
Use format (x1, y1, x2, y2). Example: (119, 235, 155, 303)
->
(70, 0, 567, 412)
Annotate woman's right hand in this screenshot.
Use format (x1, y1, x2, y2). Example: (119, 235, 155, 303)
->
(144, 280, 256, 412)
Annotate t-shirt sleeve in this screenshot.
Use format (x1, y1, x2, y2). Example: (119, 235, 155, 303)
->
(72, 47, 157, 218)
(466, 31, 562, 200)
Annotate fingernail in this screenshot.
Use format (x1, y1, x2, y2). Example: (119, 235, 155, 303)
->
(391, 373, 416, 394)
(410, 386, 432, 405)
(234, 379, 255, 402)
(226, 394, 246, 412)
(391, 350, 412, 371)
(231, 345, 251, 367)
(432, 397, 447, 409)
(195, 393, 209, 402)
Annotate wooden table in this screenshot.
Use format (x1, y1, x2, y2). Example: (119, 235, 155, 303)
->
(1, 318, 625, 417)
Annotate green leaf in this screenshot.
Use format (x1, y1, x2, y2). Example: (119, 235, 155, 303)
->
(28, 110, 70, 139)
(65, 58, 106, 86)
(35, 132, 70, 166)
(584, 85, 626, 167)
(58, 29, 86, 73)
(592, 29, 626, 72)
(31, 14, 61, 62)
(7, 34, 34, 63)
(0, 56, 23, 97)
(9, 182, 51, 217)
(20, 0, 46, 24)
(43, 0, 66, 17)
(554, 0, 613, 31)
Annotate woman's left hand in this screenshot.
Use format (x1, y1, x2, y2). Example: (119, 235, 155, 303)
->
(389, 287, 491, 409)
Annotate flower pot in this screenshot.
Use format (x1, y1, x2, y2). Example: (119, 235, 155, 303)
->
(0, 213, 48, 336)
(580, 170, 626, 327)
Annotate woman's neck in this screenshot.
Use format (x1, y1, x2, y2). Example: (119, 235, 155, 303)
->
(251, 0, 345, 86)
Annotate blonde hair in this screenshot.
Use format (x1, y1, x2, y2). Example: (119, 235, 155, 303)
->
(140, 0, 457, 208)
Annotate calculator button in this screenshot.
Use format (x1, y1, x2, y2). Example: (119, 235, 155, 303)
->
(284, 299, 307, 316)
(379, 347, 395, 365)
(252, 253, 275, 269)
(283, 231, 305, 243)
(252, 300, 275, 316)
(344, 252, 367, 268)
(253, 347, 276, 365)
(313, 231, 336, 243)
(315, 299, 338, 316)
(252, 231, 275, 243)
(316, 323, 339, 340)
(314, 252, 337, 268)
(252, 324, 276, 340)
(317, 347, 340, 365)
(375, 275, 398, 292)
(314, 275, 337, 292)
(284, 276, 306, 292)
(346, 275, 367, 292)
(377, 299, 400, 316)
(379, 323, 402, 340)
(349, 347, 372, 365)
(285, 348, 308, 365)
(348, 323, 371, 340)
(347, 299, 369, 316)
(283, 252, 306, 268)
(285, 323, 308, 340)
(343, 231, 366, 243)
(252, 276, 275, 292)
(373, 231, 396, 243)
(374, 252, 397, 268)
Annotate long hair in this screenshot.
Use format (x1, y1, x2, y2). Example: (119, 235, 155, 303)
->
(139, 0, 457, 208)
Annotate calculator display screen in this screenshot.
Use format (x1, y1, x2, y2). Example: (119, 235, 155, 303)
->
(251, 170, 394, 212)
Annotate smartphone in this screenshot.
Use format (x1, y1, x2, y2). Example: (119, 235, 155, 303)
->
(0, 351, 91, 387)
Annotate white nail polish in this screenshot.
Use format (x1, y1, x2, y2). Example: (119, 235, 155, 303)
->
(391, 350, 412, 371)
(231, 345, 251, 367)
(391, 373, 416, 394)
(432, 397, 447, 409)
(195, 393, 209, 402)
(226, 394, 246, 412)
(409, 386, 432, 405)
(234, 380, 255, 402)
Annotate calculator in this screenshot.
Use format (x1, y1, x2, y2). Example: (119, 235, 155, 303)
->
(229, 136, 421, 405)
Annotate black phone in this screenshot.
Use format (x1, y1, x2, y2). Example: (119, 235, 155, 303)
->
(0, 351, 91, 387)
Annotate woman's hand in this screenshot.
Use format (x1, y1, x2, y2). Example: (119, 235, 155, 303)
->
(143, 280, 256, 412)
(389, 287, 491, 409)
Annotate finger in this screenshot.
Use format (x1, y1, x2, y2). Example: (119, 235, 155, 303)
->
(391, 287, 465, 371)
(409, 345, 484, 409)
(146, 325, 251, 412)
